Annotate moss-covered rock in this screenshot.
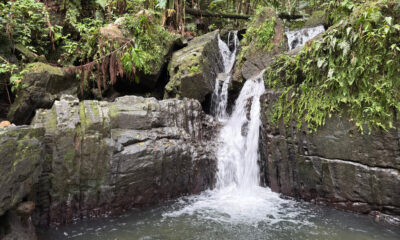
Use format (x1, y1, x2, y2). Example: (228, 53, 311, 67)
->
(234, 8, 287, 83)
(7, 62, 78, 124)
(14, 44, 47, 63)
(0, 126, 45, 216)
(164, 30, 223, 102)
(305, 10, 328, 27)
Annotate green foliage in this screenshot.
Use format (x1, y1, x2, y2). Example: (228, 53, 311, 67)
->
(121, 14, 175, 74)
(252, 18, 276, 50)
(188, 65, 201, 74)
(0, 56, 27, 93)
(266, 0, 400, 133)
(60, 17, 105, 64)
(0, 0, 61, 55)
(237, 7, 276, 63)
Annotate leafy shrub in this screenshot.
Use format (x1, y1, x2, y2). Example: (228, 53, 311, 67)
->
(0, 0, 60, 55)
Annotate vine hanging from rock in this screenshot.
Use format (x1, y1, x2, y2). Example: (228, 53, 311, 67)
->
(66, 38, 136, 98)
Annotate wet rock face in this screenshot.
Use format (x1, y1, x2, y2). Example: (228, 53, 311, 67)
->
(0, 126, 45, 216)
(164, 30, 224, 103)
(31, 95, 217, 226)
(260, 90, 400, 220)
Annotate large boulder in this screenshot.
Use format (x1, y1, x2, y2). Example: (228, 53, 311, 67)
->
(31, 95, 217, 226)
(0, 126, 45, 216)
(260, 90, 400, 221)
(234, 8, 287, 82)
(7, 62, 77, 125)
(164, 30, 224, 103)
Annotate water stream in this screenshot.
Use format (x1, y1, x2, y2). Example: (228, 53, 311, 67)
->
(211, 31, 239, 121)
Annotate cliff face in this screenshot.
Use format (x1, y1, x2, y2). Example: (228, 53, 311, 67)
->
(31, 95, 217, 226)
(260, 90, 400, 223)
(0, 95, 217, 235)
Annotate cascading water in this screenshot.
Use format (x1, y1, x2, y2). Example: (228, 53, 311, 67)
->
(211, 31, 239, 120)
(165, 71, 306, 224)
(286, 25, 325, 50)
(215, 71, 265, 189)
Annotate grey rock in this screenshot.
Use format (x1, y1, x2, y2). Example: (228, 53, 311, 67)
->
(165, 30, 224, 103)
(0, 126, 45, 216)
(7, 63, 78, 124)
(31, 94, 217, 225)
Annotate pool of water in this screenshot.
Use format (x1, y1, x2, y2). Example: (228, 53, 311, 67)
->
(40, 189, 400, 240)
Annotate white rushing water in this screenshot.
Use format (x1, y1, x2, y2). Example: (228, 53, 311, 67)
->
(286, 25, 325, 50)
(165, 72, 307, 224)
(211, 31, 239, 121)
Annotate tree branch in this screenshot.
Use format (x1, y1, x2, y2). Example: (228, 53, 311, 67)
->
(186, 8, 250, 20)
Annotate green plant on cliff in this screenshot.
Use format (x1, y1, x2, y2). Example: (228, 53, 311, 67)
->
(266, 0, 400, 133)
(0, 0, 62, 55)
(121, 13, 175, 74)
(237, 8, 276, 63)
(0, 56, 27, 93)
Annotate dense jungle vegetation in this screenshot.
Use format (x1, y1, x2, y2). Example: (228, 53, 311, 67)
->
(0, 0, 399, 133)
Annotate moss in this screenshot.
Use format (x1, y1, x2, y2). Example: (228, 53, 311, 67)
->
(188, 64, 201, 74)
(24, 62, 64, 77)
(79, 102, 86, 121)
(239, 8, 276, 55)
(47, 108, 58, 133)
(90, 101, 100, 117)
(305, 10, 328, 27)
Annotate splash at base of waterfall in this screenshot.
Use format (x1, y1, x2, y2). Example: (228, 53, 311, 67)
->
(163, 186, 310, 225)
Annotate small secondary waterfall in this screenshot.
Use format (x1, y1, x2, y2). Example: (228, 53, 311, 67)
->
(286, 25, 325, 50)
(211, 31, 239, 120)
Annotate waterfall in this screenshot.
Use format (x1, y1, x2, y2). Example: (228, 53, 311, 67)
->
(211, 31, 239, 121)
(286, 25, 325, 51)
(165, 71, 304, 224)
(216, 71, 265, 189)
